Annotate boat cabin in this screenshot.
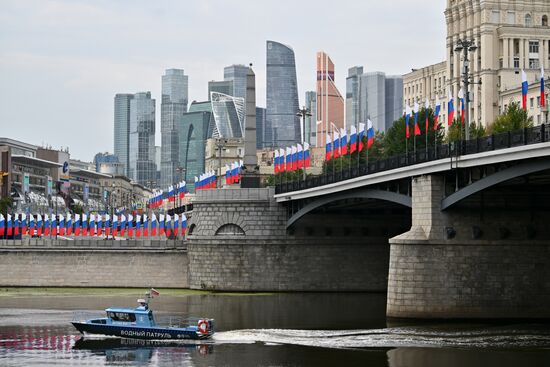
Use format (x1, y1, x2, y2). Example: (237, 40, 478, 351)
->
(87, 304, 157, 328)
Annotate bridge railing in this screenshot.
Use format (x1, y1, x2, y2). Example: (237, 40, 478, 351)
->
(275, 124, 548, 194)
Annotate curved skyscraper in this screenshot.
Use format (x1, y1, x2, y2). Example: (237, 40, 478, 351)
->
(210, 92, 245, 138)
(266, 40, 300, 149)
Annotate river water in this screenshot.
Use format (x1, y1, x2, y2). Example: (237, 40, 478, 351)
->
(1, 292, 550, 366)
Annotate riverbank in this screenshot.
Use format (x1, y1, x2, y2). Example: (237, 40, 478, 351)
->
(0, 287, 273, 297)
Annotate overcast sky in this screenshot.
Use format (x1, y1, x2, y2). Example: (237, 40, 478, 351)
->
(0, 0, 446, 161)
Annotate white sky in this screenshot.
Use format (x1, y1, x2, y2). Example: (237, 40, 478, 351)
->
(0, 0, 446, 161)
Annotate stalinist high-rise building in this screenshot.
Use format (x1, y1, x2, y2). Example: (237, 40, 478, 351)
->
(316, 52, 344, 147)
(404, 0, 550, 128)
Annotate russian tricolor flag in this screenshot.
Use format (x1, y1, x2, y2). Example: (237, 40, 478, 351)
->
(286, 147, 292, 171)
(340, 128, 348, 156)
(89, 214, 95, 236)
(135, 215, 141, 238)
(325, 133, 332, 161)
(434, 96, 441, 131)
(7, 214, 12, 236)
(425, 98, 430, 133)
(0, 213, 5, 237)
(278, 148, 285, 172)
(29, 214, 35, 236)
(159, 214, 165, 236)
(21, 213, 27, 235)
(127, 214, 134, 237)
(333, 130, 340, 159)
(358, 123, 365, 152)
(349, 126, 357, 154)
(51, 215, 57, 236)
(304, 142, 311, 168)
(274, 150, 280, 173)
(522, 69, 528, 110)
(367, 119, 375, 149)
(413, 102, 420, 136)
(182, 214, 187, 235)
(297, 144, 303, 169)
(405, 105, 411, 139)
(66, 214, 72, 235)
(448, 90, 454, 126)
(291, 146, 298, 171)
(37, 214, 43, 236)
(74, 214, 80, 236)
(143, 214, 148, 237)
(104, 214, 110, 237)
(165, 214, 171, 237)
(58, 214, 65, 236)
(458, 88, 465, 124)
(541, 65, 546, 108)
(151, 213, 157, 236)
(173, 214, 179, 236)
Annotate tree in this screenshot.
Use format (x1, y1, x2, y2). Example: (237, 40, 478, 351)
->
(0, 196, 12, 217)
(488, 101, 533, 134)
(383, 108, 445, 156)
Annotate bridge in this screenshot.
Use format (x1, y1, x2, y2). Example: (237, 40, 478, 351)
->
(188, 124, 550, 319)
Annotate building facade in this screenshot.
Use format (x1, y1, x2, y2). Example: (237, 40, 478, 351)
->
(316, 51, 345, 147)
(210, 92, 245, 139)
(129, 92, 157, 187)
(406, 1, 550, 129)
(204, 137, 244, 186)
(160, 69, 188, 189)
(256, 107, 266, 149)
(305, 91, 317, 146)
(224, 65, 249, 102)
(385, 76, 405, 131)
(266, 40, 301, 149)
(177, 108, 213, 193)
(113, 93, 134, 176)
(208, 80, 233, 98)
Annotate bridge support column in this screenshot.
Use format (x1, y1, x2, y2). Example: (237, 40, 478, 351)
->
(387, 174, 550, 319)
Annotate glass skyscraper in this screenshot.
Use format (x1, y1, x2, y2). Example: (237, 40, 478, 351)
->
(345, 67, 403, 133)
(256, 107, 266, 149)
(208, 80, 233, 98)
(161, 69, 188, 188)
(266, 40, 300, 149)
(224, 65, 249, 101)
(385, 76, 404, 131)
(305, 91, 317, 146)
(114, 93, 134, 176)
(210, 92, 245, 139)
(177, 109, 213, 193)
(129, 92, 157, 187)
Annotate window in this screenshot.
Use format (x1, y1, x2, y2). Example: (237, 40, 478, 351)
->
(529, 59, 540, 69)
(530, 98, 534, 108)
(507, 11, 516, 24)
(525, 14, 532, 27)
(514, 57, 520, 68)
(529, 41, 539, 54)
(215, 223, 245, 236)
(537, 96, 541, 107)
(543, 15, 549, 26)
(108, 312, 136, 322)
(492, 10, 500, 23)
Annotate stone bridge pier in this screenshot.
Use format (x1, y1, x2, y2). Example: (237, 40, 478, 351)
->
(388, 174, 550, 319)
(187, 188, 391, 292)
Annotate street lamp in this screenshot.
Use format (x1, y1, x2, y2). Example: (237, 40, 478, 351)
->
(296, 106, 312, 144)
(454, 39, 478, 140)
(215, 139, 226, 187)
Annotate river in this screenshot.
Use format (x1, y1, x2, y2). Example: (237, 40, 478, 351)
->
(1, 292, 550, 366)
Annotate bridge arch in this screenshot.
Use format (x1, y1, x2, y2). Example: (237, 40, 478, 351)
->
(441, 159, 550, 210)
(286, 189, 412, 229)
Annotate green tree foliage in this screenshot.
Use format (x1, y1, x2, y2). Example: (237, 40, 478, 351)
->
(0, 196, 12, 217)
(71, 202, 84, 215)
(383, 108, 445, 156)
(488, 101, 533, 134)
(266, 169, 306, 186)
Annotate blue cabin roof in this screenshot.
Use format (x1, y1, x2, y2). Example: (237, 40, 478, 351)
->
(105, 306, 151, 315)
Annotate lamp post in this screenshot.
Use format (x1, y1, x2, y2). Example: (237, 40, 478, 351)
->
(454, 39, 478, 140)
(215, 139, 225, 188)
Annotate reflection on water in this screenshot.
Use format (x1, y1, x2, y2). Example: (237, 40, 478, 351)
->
(1, 293, 550, 366)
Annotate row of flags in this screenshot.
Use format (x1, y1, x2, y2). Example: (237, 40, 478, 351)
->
(273, 143, 311, 173)
(149, 181, 187, 209)
(225, 161, 243, 184)
(195, 171, 217, 191)
(325, 120, 375, 161)
(405, 65, 546, 139)
(0, 213, 187, 238)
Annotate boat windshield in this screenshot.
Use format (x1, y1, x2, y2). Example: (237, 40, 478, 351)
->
(107, 312, 136, 322)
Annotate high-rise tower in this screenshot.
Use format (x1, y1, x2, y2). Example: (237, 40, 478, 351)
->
(129, 92, 156, 187)
(266, 40, 301, 148)
(316, 51, 344, 147)
(160, 69, 188, 188)
(114, 93, 134, 176)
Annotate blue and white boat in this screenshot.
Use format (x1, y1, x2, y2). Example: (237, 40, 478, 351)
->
(71, 289, 214, 340)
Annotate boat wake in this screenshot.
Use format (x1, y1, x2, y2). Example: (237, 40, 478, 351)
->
(212, 325, 550, 350)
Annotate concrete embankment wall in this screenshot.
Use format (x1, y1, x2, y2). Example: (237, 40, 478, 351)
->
(188, 237, 389, 292)
(0, 239, 189, 288)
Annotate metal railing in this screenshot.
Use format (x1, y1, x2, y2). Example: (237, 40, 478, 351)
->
(275, 124, 548, 195)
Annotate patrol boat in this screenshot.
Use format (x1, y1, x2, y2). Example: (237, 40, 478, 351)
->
(71, 289, 214, 340)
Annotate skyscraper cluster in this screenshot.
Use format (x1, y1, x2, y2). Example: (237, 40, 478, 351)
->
(113, 40, 405, 190)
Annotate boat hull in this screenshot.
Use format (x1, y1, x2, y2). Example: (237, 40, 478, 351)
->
(71, 322, 211, 340)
